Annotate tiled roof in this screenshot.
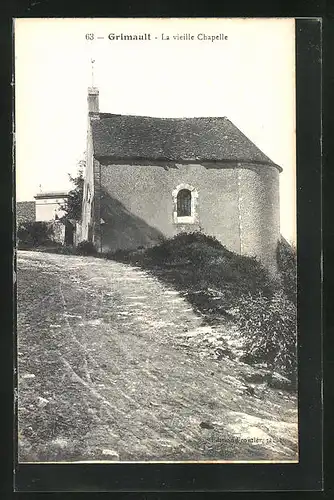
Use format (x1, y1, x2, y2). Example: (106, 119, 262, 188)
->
(91, 113, 281, 170)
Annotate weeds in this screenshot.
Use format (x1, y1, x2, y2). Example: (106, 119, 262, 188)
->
(235, 291, 297, 381)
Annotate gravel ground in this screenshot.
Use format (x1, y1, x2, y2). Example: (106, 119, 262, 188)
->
(16, 250, 298, 463)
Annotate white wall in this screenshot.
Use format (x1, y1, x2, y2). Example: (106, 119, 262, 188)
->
(35, 198, 67, 221)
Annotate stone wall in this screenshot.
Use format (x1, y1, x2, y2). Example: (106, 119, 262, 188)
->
(238, 165, 280, 270)
(16, 201, 36, 226)
(92, 160, 280, 269)
(50, 221, 66, 245)
(96, 161, 241, 254)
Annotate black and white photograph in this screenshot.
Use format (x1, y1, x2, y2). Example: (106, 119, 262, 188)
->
(15, 17, 298, 464)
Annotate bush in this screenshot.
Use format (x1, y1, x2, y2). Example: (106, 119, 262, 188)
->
(236, 291, 297, 380)
(57, 245, 76, 255)
(142, 232, 275, 296)
(76, 240, 97, 256)
(277, 238, 297, 304)
(105, 248, 132, 262)
(106, 232, 277, 304)
(144, 232, 226, 264)
(17, 221, 54, 248)
(167, 231, 224, 250)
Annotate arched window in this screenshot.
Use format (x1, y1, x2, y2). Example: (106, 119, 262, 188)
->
(172, 184, 199, 224)
(177, 189, 192, 217)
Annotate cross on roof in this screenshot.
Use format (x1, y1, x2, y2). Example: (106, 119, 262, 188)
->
(91, 59, 95, 87)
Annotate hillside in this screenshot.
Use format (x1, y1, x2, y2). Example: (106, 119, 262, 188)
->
(106, 232, 297, 383)
(17, 251, 298, 462)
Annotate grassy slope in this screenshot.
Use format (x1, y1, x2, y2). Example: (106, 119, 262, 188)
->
(107, 233, 275, 313)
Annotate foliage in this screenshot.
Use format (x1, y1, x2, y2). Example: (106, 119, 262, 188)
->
(59, 245, 77, 255)
(142, 232, 227, 266)
(61, 160, 85, 221)
(276, 237, 297, 304)
(105, 248, 134, 262)
(43, 245, 77, 255)
(17, 221, 54, 248)
(163, 231, 224, 250)
(107, 231, 277, 307)
(236, 291, 297, 380)
(76, 240, 97, 256)
(135, 233, 271, 293)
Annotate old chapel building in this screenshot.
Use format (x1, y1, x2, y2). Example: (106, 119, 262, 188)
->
(80, 87, 281, 270)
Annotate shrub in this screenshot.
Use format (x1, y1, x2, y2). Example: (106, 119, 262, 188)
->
(142, 232, 275, 296)
(168, 231, 224, 250)
(146, 232, 225, 262)
(57, 246, 76, 255)
(277, 238, 297, 304)
(17, 221, 54, 248)
(105, 248, 132, 262)
(236, 291, 297, 380)
(105, 232, 277, 305)
(76, 240, 97, 256)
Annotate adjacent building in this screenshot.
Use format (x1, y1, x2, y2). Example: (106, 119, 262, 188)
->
(17, 191, 73, 246)
(34, 191, 69, 222)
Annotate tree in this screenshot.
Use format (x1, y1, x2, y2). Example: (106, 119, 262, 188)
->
(61, 160, 85, 221)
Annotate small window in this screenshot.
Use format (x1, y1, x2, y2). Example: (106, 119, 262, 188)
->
(177, 189, 191, 217)
(172, 184, 198, 225)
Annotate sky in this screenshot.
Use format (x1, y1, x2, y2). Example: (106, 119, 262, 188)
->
(14, 18, 296, 244)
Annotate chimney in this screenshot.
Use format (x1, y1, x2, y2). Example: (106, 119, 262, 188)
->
(87, 87, 99, 113)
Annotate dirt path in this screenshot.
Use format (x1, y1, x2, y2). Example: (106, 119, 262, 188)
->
(17, 250, 298, 462)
